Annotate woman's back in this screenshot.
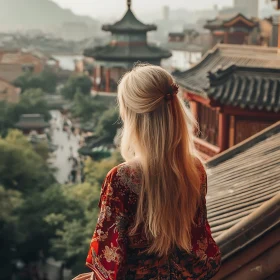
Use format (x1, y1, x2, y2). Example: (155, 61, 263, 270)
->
(86, 160, 221, 279)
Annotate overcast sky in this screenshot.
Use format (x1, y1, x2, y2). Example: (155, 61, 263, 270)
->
(52, 0, 273, 20)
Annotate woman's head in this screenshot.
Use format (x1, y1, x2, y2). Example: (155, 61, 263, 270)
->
(118, 64, 201, 256)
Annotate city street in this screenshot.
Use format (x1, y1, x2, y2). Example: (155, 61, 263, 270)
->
(49, 110, 80, 184)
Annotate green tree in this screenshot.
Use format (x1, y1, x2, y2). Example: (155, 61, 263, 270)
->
(47, 154, 122, 274)
(0, 186, 23, 279)
(0, 130, 54, 192)
(95, 108, 121, 141)
(61, 75, 92, 100)
(71, 91, 106, 123)
(13, 69, 58, 93)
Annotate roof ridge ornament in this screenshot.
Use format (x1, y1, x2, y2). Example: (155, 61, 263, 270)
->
(127, 0, 131, 8)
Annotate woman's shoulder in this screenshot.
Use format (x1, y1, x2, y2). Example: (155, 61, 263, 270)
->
(105, 161, 142, 194)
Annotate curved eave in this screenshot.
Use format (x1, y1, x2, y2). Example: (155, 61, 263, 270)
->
(102, 24, 157, 33)
(84, 46, 172, 62)
(102, 8, 157, 33)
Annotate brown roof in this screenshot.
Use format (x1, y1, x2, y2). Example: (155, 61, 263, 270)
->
(0, 51, 42, 66)
(204, 13, 256, 30)
(207, 122, 280, 259)
(0, 63, 23, 82)
(174, 44, 280, 97)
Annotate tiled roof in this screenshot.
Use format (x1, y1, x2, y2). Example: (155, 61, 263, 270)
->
(204, 13, 256, 29)
(207, 65, 280, 112)
(174, 44, 280, 98)
(84, 44, 172, 61)
(102, 8, 156, 33)
(0, 63, 23, 82)
(15, 114, 49, 129)
(0, 52, 41, 65)
(169, 32, 185, 37)
(207, 122, 280, 242)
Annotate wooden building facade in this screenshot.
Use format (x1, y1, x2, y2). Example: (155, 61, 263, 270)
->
(174, 44, 280, 159)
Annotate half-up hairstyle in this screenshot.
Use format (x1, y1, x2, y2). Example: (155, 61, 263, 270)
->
(118, 64, 201, 256)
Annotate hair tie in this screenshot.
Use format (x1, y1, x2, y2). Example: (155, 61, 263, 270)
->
(165, 83, 179, 101)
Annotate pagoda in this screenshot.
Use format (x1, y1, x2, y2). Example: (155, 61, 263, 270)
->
(84, 0, 172, 93)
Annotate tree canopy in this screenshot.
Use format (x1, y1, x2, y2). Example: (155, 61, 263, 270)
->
(61, 75, 92, 100)
(13, 69, 58, 93)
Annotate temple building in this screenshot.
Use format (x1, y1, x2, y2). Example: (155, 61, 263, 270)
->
(15, 114, 50, 135)
(174, 44, 280, 159)
(204, 13, 272, 47)
(84, 0, 171, 93)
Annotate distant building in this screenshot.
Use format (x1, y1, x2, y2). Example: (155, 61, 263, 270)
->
(0, 50, 45, 73)
(162, 6, 170, 21)
(234, 0, 259, 18)
(174, 44, 280, 159)
(0, 77, 21, 103)
(271, 15, 280, 47)
(163, 32, 203, 72)
(204, 13, 272, 47)
(0, 49, 59, 82)
(15, 114, 50, 135)
(84, 0, 171, 93)
(0, 63, 23, 83)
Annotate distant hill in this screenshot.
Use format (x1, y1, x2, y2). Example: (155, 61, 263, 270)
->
(0, 0, 99, 35)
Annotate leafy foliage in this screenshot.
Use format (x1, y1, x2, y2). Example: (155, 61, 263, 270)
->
(13, 69, 58, 93)
(0, 130, 54, 192)
(71, 91, 106, 122)
(95, 108, 121, 140)
(61, 75, 92, 100)
(47, 154, 122, 274)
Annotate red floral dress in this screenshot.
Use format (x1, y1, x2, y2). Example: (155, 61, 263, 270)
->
(86, 161, 221, 280)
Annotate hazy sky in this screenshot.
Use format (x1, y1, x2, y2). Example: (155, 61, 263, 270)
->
(53, 0, 234, 18)
(52, 0, 274, 20)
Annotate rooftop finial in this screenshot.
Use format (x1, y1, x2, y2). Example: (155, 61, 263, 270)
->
(127, 0, 131, 8)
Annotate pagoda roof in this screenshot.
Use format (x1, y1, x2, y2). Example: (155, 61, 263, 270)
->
(174, 44, 280, 111)
(208, 65, 280, 112)
(204, 13, 257, 30)
(15, 114, 49, 129)
(102, 7, 156, 33)
(84, 43, 172, 62)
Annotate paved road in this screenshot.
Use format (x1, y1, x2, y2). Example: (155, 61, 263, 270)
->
(49, 110, 80, 184)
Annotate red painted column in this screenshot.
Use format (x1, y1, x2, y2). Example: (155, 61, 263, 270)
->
(190, 101, 198, 120)
(105, 68, 111, 93)
(218, 112, 229, 152)
(189, 100, 199, 134)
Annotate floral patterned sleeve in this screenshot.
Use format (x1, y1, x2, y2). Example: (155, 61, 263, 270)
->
(86, 167, 129, 280)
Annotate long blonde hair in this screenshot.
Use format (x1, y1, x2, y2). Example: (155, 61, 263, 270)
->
(118, 64, 201, 256)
